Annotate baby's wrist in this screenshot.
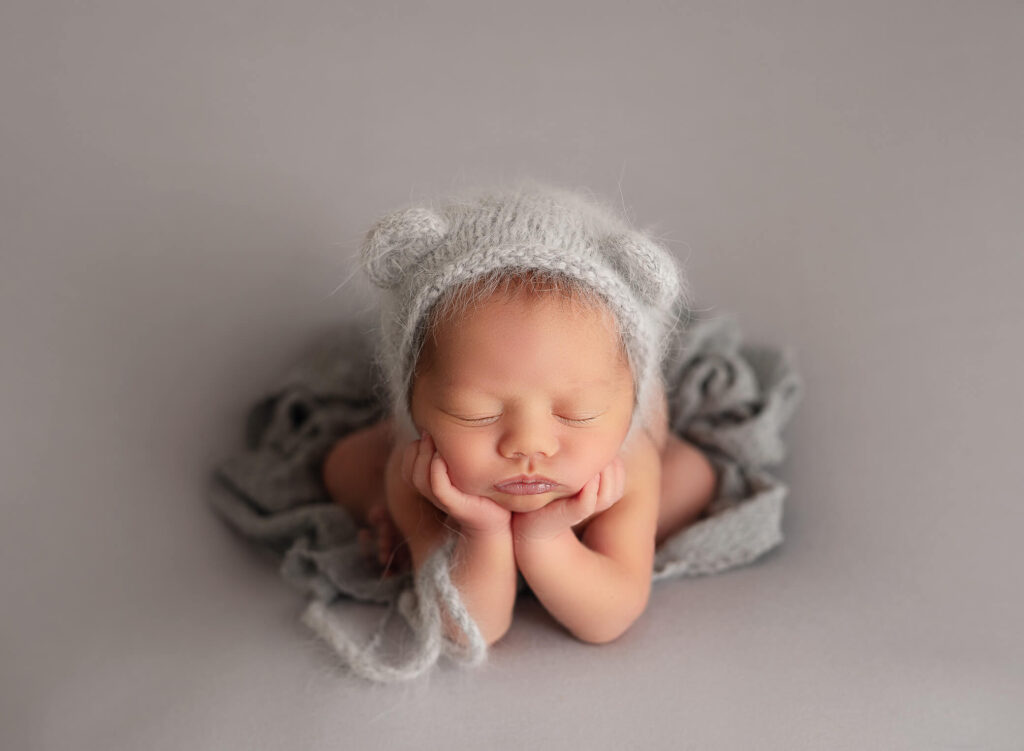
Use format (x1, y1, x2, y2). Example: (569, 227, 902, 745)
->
(453, 516, 513, 542)
(510, 515, 576, 548)
(451, 522, 516, 576)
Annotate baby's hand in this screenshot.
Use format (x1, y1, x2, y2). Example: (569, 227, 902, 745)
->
(402, 432, 511, 537)
(511, 457, 626, 543)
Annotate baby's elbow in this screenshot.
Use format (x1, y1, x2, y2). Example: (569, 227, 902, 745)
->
(444, 610, 512, 648)
(483, 617, 512, 647)
(572, 619, 633, 645)
(574, 628, 622, 646)
(571, 597, 649, 645)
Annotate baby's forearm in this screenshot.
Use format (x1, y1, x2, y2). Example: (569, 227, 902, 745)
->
(514, 529, 650, 644)
(395, 505, 516, 646)
(442, 527, 517, 646)
(385, 445, 517, 647)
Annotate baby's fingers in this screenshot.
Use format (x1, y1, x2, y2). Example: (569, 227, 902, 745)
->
(595, 457, 626, 513)
(568, 473, 601, 519)
(546, 474, 599, 529)
(428, 451, 468, 511)
(404, 433, 438, 503)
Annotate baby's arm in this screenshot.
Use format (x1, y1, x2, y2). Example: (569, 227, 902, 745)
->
(387, 433, 518, 646)
(512, 440, 660, 644)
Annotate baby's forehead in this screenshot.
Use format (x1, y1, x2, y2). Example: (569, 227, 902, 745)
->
(430, 283, 623, 342)
(411, 275, 635, 388)
(431, 368, 626, 392)
(430, 298, 625, 361)
(419, 323, 634, 399)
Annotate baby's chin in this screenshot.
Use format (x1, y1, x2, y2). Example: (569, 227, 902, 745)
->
(487, 489, 577, 514)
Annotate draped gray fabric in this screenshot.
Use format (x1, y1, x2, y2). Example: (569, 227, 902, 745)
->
(209, 312, 802, 679)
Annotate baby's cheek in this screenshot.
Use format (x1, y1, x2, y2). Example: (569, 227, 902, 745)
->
(576, 436, 623, 477)
(439, 444, 488, 492)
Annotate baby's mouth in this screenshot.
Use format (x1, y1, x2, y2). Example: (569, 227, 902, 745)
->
(493, 475, 561, 495)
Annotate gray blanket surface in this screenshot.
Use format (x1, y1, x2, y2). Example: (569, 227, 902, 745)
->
(209, 312, 802, 681)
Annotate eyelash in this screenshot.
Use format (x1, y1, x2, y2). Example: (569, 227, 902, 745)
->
(458, 415, 598, 426)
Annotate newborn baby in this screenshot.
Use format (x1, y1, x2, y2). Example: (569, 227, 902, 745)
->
(323, 183, 718, 647)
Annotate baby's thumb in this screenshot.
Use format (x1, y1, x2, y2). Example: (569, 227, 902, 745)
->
(429, 453, 462, 505)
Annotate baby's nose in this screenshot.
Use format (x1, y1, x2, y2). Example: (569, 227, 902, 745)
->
(497, 415, 558, 460)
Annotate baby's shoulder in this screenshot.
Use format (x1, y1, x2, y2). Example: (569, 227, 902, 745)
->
(572, 429, 660, 540)
(619, 386, 666, 471)
(618, 428, 662, 501)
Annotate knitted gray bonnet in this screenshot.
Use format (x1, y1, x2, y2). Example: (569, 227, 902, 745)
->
(359, 180, 687, 440)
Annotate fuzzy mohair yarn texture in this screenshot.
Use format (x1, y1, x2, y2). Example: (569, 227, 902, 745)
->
(210, 313, 803, 681)
(359, 180, 690, 440)
(209, 181, 804, 682)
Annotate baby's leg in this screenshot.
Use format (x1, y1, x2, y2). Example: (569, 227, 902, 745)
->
(643, 382, 718, 545)
(322, 419, 393, 524)
(656, 435, 718, 546)
(322, 418, 409, 573)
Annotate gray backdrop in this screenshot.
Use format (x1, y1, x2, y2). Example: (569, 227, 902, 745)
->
(2, 2, 1022, 749)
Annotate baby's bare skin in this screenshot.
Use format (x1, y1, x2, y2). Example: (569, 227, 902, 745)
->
(323, 384, 718, 578)
(323, 289, 719, 644)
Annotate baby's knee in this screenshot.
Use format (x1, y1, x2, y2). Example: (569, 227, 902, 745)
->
(322, 421, 392, 514)
(322, 434, 353, 491)
(661, 437, 718, 511)
(669, 438, 716, 484)
(655, 439, 718, 544)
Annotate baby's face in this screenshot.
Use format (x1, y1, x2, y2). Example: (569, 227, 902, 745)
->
(409, 290, 635, 513)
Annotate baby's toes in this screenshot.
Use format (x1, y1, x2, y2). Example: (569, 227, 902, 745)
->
(367, 504, 390, 529)
(381, 540, 411, 578)
(357, 527, 375, 561)
(359, 504, 409, 576)
(391, 546, 411, 577)
(379, 524, 411, 576)
(376, 523, 394, 565)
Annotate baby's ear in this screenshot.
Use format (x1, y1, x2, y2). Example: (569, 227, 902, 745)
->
(360, 206, 448, 289)
(599, 230, 682, 309)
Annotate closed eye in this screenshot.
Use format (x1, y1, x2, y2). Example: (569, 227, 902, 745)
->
(455, 414, 501, 425)
(448, 412, 601, 426)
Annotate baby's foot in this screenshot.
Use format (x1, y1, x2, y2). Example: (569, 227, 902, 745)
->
(357, 504, 410, 577)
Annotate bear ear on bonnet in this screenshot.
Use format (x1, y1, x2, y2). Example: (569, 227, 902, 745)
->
(598, 230, 683, 311)
(360, 206, 449, 290)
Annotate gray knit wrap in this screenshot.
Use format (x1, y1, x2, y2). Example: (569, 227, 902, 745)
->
(359, 181, 687, 439)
